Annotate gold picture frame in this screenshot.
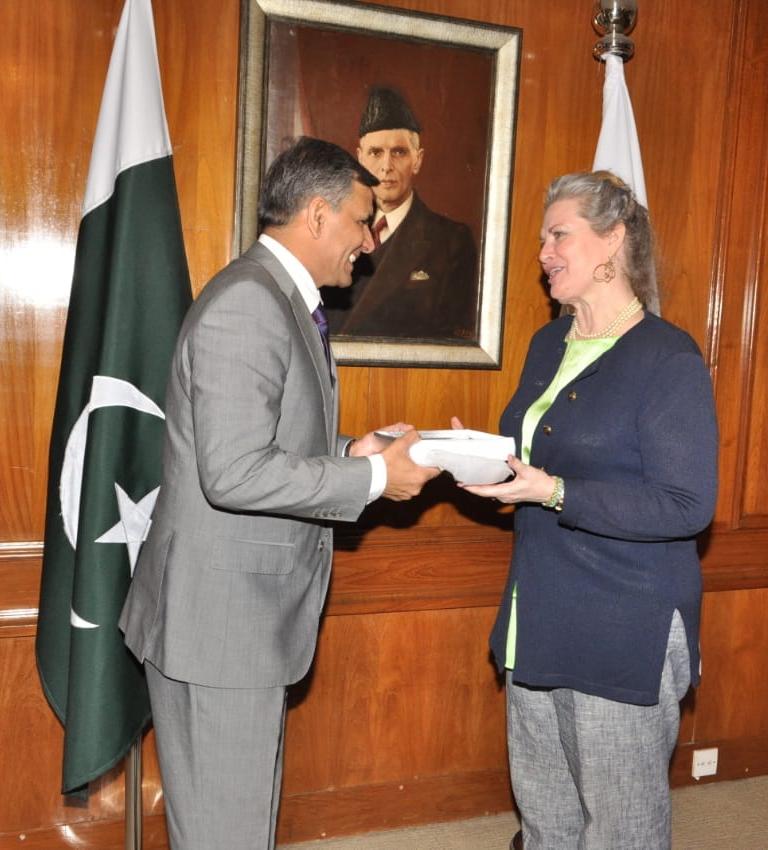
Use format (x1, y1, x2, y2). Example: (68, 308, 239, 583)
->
(235, 0, 520, 367)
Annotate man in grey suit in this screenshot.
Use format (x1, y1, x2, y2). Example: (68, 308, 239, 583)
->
(120, 137, 438, 850)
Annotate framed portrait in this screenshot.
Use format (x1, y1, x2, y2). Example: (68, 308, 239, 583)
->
(235, 0, 521, 367)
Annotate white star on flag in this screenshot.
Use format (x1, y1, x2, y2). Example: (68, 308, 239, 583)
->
(95, 483, 160, 574)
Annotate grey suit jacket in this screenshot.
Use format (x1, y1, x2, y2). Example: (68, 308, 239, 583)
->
(120, 242, 372, 688)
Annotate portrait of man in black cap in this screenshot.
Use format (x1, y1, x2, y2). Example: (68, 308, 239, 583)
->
(324, 86, 478, 342)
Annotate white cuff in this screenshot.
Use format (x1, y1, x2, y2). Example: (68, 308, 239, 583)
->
(366, 454, 387, 503)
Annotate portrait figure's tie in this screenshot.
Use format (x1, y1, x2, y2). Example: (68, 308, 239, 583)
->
(372, 215, 388, 248)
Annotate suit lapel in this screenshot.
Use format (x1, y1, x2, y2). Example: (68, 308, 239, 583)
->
(243, 243, 335, 452)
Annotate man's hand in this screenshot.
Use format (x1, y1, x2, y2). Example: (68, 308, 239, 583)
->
(380, 430, 440, 501)
(349, 422, 414, 457)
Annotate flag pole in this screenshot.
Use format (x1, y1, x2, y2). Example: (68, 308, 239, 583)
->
(125, 738, 142, 850)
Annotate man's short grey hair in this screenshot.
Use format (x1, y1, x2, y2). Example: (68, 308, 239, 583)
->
(258, 137, 378, 229)
(545, 171, 657, 306)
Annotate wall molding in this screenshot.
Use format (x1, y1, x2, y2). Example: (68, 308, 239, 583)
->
(2, 525, 767, 634)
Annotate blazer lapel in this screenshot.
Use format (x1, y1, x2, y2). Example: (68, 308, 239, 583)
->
(243, 243, 335, 451)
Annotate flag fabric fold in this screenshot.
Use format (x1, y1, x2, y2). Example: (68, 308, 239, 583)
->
(593, 54, 648, 207)
(593, 53, 658, 314)
(36, 0, 192, 794)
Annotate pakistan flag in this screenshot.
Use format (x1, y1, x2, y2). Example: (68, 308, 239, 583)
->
(36, 0, 192, 794)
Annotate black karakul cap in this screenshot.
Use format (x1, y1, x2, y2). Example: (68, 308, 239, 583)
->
(358, 86, 422, 137)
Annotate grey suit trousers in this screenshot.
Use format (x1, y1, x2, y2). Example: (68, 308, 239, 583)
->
(506, 611, 691, 850)
(146, 662, 287, 850)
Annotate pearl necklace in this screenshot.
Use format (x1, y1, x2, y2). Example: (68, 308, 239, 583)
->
(568, 297, 642, 340)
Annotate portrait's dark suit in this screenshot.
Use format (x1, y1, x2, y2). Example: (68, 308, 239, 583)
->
(120, 241, 372, 849)
(324, 193, 478, 341)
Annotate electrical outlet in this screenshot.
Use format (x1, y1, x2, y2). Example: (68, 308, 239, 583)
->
(692, 747, 718, 780)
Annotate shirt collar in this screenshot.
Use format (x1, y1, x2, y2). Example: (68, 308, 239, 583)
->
(373, 192, 414, 239)
(258, 233, 321, 313)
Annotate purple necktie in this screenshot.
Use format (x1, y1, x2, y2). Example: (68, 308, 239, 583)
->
(311, 304, 332, 375)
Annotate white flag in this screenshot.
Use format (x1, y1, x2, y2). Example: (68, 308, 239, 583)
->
(593, 54, 658, 313)
(593, 54, 648, 208)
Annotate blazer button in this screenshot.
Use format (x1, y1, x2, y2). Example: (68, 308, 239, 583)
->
(568, 390, 577, 401)
(542, 425, 552, 435)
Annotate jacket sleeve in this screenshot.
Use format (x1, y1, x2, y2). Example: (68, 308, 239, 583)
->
(558, 350, 718, 541)
(186, 277, 371, 520)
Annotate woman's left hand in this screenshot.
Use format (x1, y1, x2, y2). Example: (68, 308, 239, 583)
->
(461, 455, 559, 505)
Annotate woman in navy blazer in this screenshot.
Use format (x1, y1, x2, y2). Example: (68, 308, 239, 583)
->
(461, 172, 718, 850)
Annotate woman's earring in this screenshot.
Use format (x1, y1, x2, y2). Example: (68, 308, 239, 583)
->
(592, 255, 616, 283)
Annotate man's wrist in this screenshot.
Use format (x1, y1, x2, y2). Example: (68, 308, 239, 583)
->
(367, 454, 386, 502)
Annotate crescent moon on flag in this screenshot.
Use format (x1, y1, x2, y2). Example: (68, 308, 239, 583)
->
(61, 375, 164, 629)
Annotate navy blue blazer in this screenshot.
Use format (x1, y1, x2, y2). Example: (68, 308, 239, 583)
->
(491, 312, 718, 705)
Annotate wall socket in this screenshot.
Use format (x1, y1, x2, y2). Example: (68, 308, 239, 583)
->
(692, 747, 718, 780)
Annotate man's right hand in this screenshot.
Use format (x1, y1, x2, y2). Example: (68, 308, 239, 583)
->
(380, 430, 440, 501)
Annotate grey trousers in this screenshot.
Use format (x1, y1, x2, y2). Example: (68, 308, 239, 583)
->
(146, 661, 287, 850)
(506, 611, 691, 850)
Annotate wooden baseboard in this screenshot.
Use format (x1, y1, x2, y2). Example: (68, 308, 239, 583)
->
(670, 735, 768, 787)
(276, 767, 515, 844)
(0, 771, 512, 849)
(4, 743, 766, 849)
(0, 815, 169, 850)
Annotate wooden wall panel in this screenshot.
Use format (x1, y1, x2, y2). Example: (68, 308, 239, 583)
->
(282, 608, 505, 794)
(707, 0, 768, 532)
(695, 590, 768, 742)
(2, 0, 768, 846)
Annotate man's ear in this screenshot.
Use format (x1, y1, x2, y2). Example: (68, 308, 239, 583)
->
(412, 146, 425, 176)
(306, 196, 327, 239)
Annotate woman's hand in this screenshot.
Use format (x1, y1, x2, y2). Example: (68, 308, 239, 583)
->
(461, 455, 559, 506)
(451, 417, 559, 505)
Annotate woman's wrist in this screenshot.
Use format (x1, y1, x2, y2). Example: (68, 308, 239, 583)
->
(542, 475, 565, 511)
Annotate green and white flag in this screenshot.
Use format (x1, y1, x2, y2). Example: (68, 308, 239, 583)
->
(36, 0, 191, 794)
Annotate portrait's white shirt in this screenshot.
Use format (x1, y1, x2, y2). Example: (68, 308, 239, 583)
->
(373, 192, 414, 244)
(258, 233, 385, 501)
